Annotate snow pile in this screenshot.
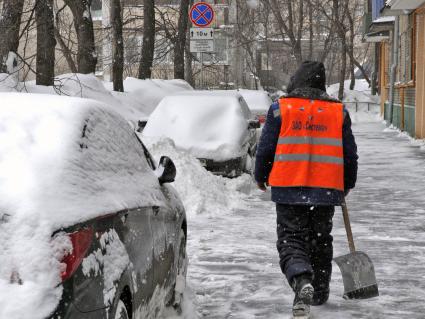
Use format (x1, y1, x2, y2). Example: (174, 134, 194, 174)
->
(104, 77, 194, 117)
(143, 137, 253, 218)
(143, 95, 251, 161)
(327, 79, 380, 104)
(0, 93, 165, 319)
(0, 73, 193, 123)
(327, 79, 381, 123)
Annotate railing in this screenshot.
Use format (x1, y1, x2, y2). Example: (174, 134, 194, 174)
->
(343, 101, 381, 113)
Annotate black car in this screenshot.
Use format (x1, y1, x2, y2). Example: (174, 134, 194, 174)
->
(0, 94, 187, 319)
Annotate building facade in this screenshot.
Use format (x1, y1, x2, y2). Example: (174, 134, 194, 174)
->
(365, 0, 425, 138)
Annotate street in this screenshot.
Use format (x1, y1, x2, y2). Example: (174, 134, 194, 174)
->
(184, 119, 425, 319)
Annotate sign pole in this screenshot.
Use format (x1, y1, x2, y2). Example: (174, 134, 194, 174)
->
(189, 2, 215, 90)
(200, 52, 204, 89)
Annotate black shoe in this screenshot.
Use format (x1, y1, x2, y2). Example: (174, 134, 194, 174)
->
(311, 289, 329, 306)
(292, 275, 314, 303)
(292, 297, 310, 318)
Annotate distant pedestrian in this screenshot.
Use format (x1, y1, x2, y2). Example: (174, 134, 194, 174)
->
(255, 61, 358, 318)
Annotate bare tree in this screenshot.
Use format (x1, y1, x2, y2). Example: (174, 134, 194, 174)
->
(54, 4, 77, 73)
(268, 0, 305, 65)
(111, 0, 124, 91)
(35, 0, 56, 85)
(138, 0, 155, 79)
(0, 0, 25, 73)
(63, 0, 97, 73)
(174, 0, 190, 79)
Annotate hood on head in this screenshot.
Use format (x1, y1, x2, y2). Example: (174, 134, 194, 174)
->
(287, 61, 326, 94)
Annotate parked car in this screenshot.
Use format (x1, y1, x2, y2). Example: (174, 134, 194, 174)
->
(235, 89, 273, 125)
(142, 92, 260, 177)
(0, 93, 187, 319)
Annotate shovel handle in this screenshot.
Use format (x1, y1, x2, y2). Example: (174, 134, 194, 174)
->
(341, 199, 356, 253)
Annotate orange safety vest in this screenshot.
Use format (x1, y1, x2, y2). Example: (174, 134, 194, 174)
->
(268, 97, 344, 191)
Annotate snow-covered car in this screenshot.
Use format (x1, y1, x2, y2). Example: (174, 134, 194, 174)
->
(142, 92, 260, 177)
(0, 93, 187, 319)
(235, 89, 273, 124)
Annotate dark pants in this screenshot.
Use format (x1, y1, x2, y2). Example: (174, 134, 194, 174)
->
(276, 204, 334, 293)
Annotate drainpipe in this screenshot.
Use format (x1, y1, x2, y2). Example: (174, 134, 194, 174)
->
(388, 16, 399, 124)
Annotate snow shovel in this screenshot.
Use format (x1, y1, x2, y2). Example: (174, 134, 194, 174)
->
(334, 200, 379, 300)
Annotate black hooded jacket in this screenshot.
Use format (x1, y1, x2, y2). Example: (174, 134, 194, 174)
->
(255, 61, 358, 205)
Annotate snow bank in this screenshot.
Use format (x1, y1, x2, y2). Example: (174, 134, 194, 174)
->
(143, 95, 251, 161)
(327, 79, 381, 123)
(0, 73, 193, 123)
(0, 93, 164, 319)
(104, 77, 194, 117)
(143, 137, 253, 218)
(327, 79, 380, 104)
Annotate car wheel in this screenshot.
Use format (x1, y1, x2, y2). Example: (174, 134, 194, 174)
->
(170, 229, 187, 313)
(114, 299, 129, 319)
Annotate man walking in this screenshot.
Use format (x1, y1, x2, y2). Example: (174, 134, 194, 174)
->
(255, 61, 358, 318)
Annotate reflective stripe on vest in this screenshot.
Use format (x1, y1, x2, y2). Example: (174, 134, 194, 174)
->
(268, 97, 344, 191)
(278, 137, 343, 147)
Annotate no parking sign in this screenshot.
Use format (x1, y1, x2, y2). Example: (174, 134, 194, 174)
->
(190, 2, 215, 28)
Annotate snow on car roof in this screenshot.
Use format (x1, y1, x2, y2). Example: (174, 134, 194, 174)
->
(0, 93, 163, 228)
(236, 89, 272, 112)
(142, 94, 251, 161)
(0, 93, 165, 319)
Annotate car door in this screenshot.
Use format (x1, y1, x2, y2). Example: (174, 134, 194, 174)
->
(113, 207, 155, 308)
(151, 185, 181, 291)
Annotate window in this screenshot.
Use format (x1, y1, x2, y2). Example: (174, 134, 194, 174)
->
(398, 14, 415, 83)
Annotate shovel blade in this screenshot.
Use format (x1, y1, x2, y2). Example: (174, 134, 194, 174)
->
(334, 251, 379, 300)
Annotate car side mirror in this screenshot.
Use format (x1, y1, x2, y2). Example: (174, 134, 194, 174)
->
(156, 156, 176, 185)
(248, 119, 261, 129)
(137, 120, 148, 132)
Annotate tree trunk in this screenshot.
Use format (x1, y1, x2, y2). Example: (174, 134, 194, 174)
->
(349, 59, 355, 90)
(308, 2, 313, 60)
(138, 0, 155, 79)
(55, 6, 77, 73)
(348, 6, 356, 90)
(35, 0, 56, 86)
(174, 0, 189, 79)
(338, 37, 347, 101)
(184, 33, 194, 86)
(111, 0, 124, 92)
(63, 0, 97, 74)
(0, 0, 25, 73)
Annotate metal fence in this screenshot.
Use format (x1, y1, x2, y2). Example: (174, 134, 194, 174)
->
(343, 101, 381, 113)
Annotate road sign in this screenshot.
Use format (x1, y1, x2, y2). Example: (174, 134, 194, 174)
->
(190, 2, 215, 28)
(190, 28, 214, 40)
(190, 39, 214, 53)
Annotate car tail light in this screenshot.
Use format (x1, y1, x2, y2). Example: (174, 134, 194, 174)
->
(258, 115, 266, 124)
(61, 228, 93, 282)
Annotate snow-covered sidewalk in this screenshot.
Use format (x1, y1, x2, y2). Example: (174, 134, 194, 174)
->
(182, 119, 425, 319)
